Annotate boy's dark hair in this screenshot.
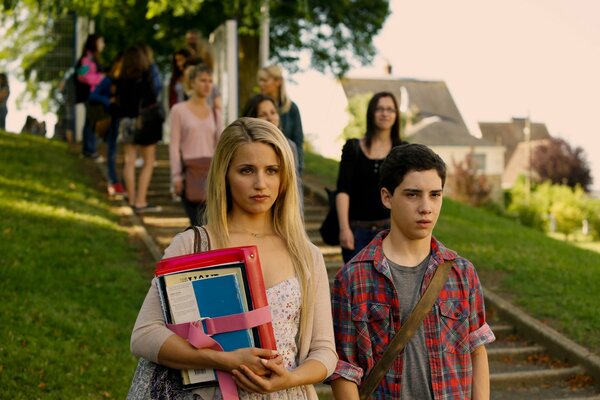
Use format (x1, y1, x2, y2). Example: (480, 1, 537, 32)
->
(380, 143, 447, 193)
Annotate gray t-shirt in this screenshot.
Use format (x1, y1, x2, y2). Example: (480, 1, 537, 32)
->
(387, 255, 434, 400)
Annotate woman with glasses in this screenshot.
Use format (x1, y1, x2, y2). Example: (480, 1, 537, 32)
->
(336, 92, 404, 263)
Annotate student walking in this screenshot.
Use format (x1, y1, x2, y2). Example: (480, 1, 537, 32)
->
(257, 65, 305, 173)
(0, 72, 9, 130)
(169, 64, 223, 226)
(330, 143, 495, 399)
(89, 52, 125, 197)
(336, 92, 403, 263)
(130, 118, 337, 399)
(114, 45, 161, 212)
(168, 48, 191, 110)
(77, 33, 106, 160)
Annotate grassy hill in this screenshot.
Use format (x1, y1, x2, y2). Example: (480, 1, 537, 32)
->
(305, 151, 600, 355)
(0, 131, 150, 399)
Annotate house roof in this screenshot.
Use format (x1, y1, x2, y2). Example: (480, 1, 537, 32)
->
(479, 118, 551, 164)
(340, 77, 497, 146)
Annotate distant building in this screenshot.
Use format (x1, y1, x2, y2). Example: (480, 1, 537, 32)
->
(340, 77, 505, 203)
(479, 118, 552, 188)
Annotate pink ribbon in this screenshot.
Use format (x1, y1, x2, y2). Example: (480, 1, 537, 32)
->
(167, 306, 273, 400)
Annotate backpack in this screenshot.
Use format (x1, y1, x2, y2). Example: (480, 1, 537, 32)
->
(74, 57, 90, 103)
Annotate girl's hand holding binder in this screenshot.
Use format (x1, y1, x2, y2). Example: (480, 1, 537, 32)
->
(231, 358, 325, 395)
(227, 348, 281, 377)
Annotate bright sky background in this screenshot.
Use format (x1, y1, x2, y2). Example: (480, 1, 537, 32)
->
(288, 0, 600, 190)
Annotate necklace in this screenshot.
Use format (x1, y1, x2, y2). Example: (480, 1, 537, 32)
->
(230, 225, 272, 238)
(249, 232, 266, 238)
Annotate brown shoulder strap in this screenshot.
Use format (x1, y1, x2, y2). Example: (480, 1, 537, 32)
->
(198, 226, 211, 251)
(359, 260, 453, 400)
(185, 226, 202, 253)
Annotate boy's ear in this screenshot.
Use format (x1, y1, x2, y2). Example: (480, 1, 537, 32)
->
(380, 187, 393, 210)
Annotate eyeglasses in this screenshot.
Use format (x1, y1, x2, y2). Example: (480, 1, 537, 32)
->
(375, 107, 397, 114)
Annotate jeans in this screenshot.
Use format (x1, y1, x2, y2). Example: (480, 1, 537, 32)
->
(105, 119, 120, 184)
(82, 103, 97, 156)
(341, 223, 389, 264)
(0, 105, 7, 130)
(182, 193, 206, 227)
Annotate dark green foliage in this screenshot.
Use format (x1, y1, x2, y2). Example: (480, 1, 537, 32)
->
(532, 137, 593, 191)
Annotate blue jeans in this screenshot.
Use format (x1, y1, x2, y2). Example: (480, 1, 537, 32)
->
(341, 222, 389, 264)
(82, 103, 97, 156)
(182, 193, 206, 227)
(105, 119, 120, 184)
(0, 105, 7, 130)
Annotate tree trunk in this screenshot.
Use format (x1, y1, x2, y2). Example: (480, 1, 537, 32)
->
(238, 34, 260, 115)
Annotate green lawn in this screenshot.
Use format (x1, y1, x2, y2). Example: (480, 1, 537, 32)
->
(305, 149, 600, 355)
(0, 131, 150, 399)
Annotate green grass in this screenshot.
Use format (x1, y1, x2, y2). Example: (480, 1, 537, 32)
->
(0, 131, 150, 399)
(304, 150, 339, 188)
(435, 200, 600, 352)
(305, 149, 600, 355)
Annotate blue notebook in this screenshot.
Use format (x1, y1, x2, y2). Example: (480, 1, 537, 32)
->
(192, 274, 254, 351)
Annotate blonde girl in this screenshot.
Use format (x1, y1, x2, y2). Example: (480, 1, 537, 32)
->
(131, 118, 337, 399)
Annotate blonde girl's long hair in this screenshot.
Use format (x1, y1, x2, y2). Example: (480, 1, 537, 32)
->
(205, 117, 313, 336)
(258, 65, 292, 114)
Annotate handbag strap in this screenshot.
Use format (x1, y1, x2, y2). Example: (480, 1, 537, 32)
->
(185, 225, 211, 253)
(359, 260, 453, 400)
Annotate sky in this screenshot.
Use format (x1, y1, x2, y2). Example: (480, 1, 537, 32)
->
(287, 0, 600, 190)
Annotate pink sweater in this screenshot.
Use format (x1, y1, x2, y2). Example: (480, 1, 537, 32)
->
(77, 51, 104, 93)
(168, 102, 223, 183)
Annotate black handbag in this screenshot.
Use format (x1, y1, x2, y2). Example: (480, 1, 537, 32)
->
(319, 188, 340, 246)
(134, 103, 164, 145)
(133, 72, 164, 145)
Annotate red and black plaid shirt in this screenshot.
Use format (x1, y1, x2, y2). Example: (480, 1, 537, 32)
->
(330, 231, 495, 399)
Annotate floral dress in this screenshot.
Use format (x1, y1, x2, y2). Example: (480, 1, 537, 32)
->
(206, 277, 307, 400)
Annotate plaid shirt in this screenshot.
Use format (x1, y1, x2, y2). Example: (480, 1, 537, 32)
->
(330, 231, 495, 399)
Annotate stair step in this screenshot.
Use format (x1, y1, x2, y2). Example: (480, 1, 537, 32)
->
(491, 365, 584, 386)
(487, 345, 545, 361)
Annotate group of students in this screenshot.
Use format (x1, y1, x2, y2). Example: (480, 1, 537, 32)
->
(77, 29, 306, 223)
(76, 33, 163, 212)
(129, 90, 496, 397)
(169, 54, 304, 226)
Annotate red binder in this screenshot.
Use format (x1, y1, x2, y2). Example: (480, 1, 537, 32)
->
(155, 246, 277, 388)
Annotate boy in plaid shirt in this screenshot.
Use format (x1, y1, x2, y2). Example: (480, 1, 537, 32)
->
(330, 144, 495, 399)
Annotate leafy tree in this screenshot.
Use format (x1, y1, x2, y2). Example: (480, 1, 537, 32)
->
(1, 0, 391, 111)
(507, 176, 546, 229)
(531, 137, 593, 192)
(451, 149, 493, 207)
(508, 179, 595, 239)
(342, 92, 372, 140)
(548, 184, 586, 240)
